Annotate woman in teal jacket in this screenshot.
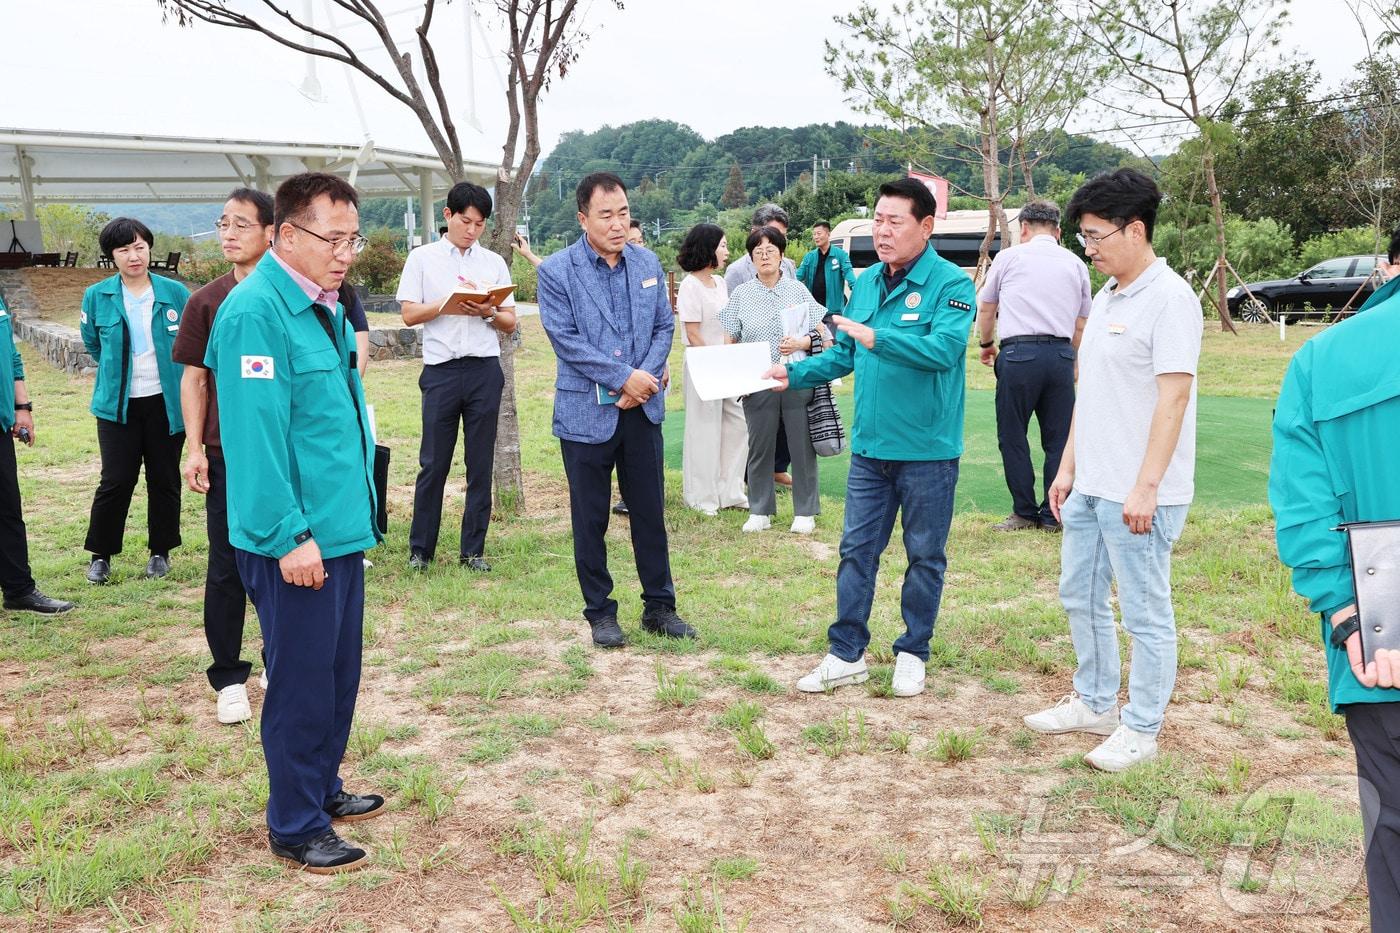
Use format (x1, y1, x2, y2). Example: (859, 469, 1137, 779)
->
(79, 218, 189, 584)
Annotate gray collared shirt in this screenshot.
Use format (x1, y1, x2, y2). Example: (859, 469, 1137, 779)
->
(977, 233, 1091, 339)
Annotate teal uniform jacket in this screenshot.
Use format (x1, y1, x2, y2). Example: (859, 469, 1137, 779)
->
(205, 252, 380, 561)
(1357, 274, 1400, 313)
(787, 244, 976, 461)
(0, 291, 22, 434)
(796, 245, 857, 314)
(79, 273, 189, 432)
(1271, 293, 1400, 711)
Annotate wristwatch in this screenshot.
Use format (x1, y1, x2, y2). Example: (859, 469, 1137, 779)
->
(1330, 614, 1361, 648)
(483, 313, 497, 325)
(979, 340, 995, 349)
(14, 402, 32, 411)
(293, 529, 314, 546)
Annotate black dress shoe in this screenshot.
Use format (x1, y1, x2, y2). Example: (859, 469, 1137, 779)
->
(2, 589, 76, 614)
(86, 558, 111, 585)
(589, 616, 628, 648)
(145, 553, 170, 579)
(324, 790, 386, 822)
(408, 552, 430, 571)
(269, 829, 367, 874)
(641, 604, 697, 639)
(611, 499, 629, 516)
(460, 555, 492, 573)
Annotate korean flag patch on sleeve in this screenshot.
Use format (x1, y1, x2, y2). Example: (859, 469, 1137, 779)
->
(241, 355, 275, 379)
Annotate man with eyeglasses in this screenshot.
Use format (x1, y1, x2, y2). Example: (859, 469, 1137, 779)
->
(173, 188, 276, 726)
(1023, 169, 1200, 774)
(206, 172, 384, 874)
(975, 199, 1091, 533)
(397, 182, 517, 573)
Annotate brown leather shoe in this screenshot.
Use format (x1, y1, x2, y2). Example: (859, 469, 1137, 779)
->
(773, 472, 793, 488)
(991, 514, 1039, 531)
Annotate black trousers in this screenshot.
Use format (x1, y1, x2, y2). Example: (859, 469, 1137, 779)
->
(993, 338, 1075, 525)
(84, 394, 184, 557)
(204, 450, 252, 690)
(560, 407, 675, 622)
(0, 432, 36, 600)
(409, 357, 503, 560)
(1346, 702, 1400, 932)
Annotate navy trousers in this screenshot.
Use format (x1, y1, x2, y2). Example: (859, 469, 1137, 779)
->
(559, 407, 675, 623)
(204, 450, 253, 690)
(236, 549, 364, 845)
(993, 338, 1075, 526)
(409, 357, 503, 560)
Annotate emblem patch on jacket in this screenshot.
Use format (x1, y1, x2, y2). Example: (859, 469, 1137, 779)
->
(241, 356, 275, 379)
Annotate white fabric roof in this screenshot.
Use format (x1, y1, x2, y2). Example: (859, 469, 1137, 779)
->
(0, 0, 509, 210)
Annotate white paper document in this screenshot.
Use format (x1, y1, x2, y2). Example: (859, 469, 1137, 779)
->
(684, 342, 782, 401)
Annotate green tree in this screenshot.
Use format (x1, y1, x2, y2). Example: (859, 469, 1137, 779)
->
(1078, 0, 1288, 330)
(1211, 62, 1347, 243)
(827, 0, 1096, 274)
(720, 163, 748, 209)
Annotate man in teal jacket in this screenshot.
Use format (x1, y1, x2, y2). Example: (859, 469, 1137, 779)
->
(207, 173, 383, 875)
(795, 220, 857, 320)
(0, 289, 73, 614)
(1272, 293, 1400, 929)
(766, 179, 975, 699)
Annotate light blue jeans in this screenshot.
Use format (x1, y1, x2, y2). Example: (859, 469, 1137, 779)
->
(1059, 491, 1189, 736)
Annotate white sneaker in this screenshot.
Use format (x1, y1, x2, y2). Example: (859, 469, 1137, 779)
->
(1023, 694, 1118, 736)
(790, 515, 816, 535)
(891, 652, 926, 697)
(796, 653, 869, 692)
(1084, 724, 1158, 772)
(742, 514, 771, 533)
(258, 670, 269, 690)
(216, 683, 252, 725)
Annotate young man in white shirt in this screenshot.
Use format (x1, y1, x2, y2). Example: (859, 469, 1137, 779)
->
(397, 183, 518, 572)
(1023, 169, 1201, 773)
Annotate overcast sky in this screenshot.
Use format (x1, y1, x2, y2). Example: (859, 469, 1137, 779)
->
(1, 0, 1378, 164)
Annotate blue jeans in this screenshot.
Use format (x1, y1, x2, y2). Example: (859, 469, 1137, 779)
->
(1059, 491, 1188, 735)
(827, 455, 958, 663)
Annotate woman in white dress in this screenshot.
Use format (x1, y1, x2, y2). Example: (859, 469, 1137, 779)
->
(678, 224, 747, 515)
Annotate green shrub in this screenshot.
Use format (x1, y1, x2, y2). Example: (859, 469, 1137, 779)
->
(1296, 227, 1386, 270)
(348, 229, 405, 294)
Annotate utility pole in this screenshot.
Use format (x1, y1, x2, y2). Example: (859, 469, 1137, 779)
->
(812, 154, 818, 193)
(654, 218, 661, 240)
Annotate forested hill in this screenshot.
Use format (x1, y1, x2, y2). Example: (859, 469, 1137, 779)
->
(521, 119, 1141, 243)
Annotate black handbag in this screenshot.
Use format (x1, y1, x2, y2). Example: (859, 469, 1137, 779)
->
(1338, 519, 1400, 662)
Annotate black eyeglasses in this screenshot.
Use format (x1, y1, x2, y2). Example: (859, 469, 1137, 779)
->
(288, 222, 367, 256)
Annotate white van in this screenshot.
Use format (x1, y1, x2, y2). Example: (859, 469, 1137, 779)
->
(830, 208, 1022, 275)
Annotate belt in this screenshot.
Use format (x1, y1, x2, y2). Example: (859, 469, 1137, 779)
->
(1000, 335, 1070, 346)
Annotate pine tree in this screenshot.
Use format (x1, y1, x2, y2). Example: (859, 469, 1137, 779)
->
(720, 162, 748, 209)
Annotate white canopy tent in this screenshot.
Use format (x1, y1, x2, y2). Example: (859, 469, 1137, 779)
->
(0, 0, 511, 242)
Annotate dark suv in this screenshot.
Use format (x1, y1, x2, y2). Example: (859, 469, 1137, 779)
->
(1228, 255, 1382, 322)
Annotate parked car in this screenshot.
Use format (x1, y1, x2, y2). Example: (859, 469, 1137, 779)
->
(1227, 255, 1382, 323)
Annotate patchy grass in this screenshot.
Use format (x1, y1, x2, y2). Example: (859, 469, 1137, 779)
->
(0, 316, 1370, 930)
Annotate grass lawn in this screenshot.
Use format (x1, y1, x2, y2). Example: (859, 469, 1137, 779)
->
(0, 317, 1370, 930)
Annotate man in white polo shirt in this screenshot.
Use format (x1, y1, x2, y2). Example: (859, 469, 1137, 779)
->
(397, 182, 518, 573)
(1023, 169, 1200, 773)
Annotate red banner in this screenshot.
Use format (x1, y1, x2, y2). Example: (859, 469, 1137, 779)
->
(907, 171, 949, 220)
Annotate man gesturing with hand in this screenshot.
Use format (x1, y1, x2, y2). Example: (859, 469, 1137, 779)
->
(537, 172, 694, 649)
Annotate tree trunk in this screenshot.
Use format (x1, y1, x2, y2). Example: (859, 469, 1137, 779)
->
(1202, 146, 1238, 334)
(486, 171, 530, 514)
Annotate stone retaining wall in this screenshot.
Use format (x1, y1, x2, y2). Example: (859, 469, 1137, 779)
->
(0, 270, 424, 368)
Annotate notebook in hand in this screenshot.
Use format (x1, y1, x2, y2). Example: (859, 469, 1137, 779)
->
(438, 283, 516, 315)
(1341, 519, 1400, 663)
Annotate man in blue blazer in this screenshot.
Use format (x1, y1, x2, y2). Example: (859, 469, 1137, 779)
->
(537, 172, 696, 648)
